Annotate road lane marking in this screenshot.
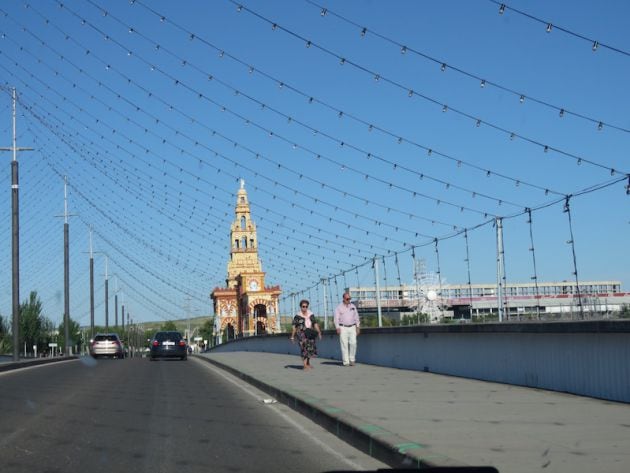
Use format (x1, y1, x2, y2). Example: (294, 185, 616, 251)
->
(193, 357, 368, 471)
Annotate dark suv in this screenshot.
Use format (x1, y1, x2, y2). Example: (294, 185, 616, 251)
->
(150, 331, 187, 361)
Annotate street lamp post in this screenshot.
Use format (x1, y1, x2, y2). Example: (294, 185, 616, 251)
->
(92, 252, 109, 331)
(1, 88, 33, 361)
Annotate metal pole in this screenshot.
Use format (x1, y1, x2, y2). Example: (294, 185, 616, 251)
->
(11, 158, 19, 360)
(1, 89, 33, 361)
(526, 209, 541, 320)
(114, 276, 119, 329)
(374, 257, 383, 328)
(63, 219, 69, 355)
(496, 218, 505, 322)
(412, 250, 421, 324)
(564, 197, 584, 319)
(104, 256, 109, 330)
(434, 239, 445, 320)
(321, 279, 328, 330)
(464, 230, 474, 322)
(89, 227, 94, 339)
(63, 177, 70, 355)
(11, 90, 20, 362)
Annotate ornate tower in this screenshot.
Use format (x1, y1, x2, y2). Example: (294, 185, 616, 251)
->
(211, 180, 281, 341)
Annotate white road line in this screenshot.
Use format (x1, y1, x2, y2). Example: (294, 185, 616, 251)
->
(193, 357, 368, 471)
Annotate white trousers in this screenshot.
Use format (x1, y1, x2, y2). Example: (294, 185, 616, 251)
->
(339, 326, 357, 365)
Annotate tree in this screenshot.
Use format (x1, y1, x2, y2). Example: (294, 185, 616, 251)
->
(19, 291, 53, 355)
(58, 317, 82, 354)
(198, 318, 215, 347)
(160, 320, 177, 331)
(0, 313, 10, 353)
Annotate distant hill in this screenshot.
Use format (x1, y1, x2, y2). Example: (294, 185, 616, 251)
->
(81, 315, 214, 336)
(138, 315, 213, 334)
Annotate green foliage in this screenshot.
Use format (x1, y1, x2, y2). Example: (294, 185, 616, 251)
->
(160, 320, 178, 331)
(619, 304, 630, 319)
(0, 313, 10, 353)
(198, 318, 215, 346)
(57, 317, 82, 353)
(281, 323, 293, 333)
(19, 291, 54, 354)
(400, 313, 430, 325)
(360, 315, 401, 327)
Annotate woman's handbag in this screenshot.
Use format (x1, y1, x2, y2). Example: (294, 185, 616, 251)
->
(304, 328, 318, 340)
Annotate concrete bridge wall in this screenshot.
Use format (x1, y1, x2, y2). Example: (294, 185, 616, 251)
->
(210, 321, 630, 403)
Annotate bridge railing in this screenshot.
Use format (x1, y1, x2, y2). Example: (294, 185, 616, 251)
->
(209, 320, 630, 403)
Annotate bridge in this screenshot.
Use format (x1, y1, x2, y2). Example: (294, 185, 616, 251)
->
(206, 320, 630, 472)
(0, 1, 629, 471)
(2, 320, 629, 472)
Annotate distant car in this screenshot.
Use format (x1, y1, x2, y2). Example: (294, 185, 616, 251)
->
(90, 333, 125, 359)
(150, 331, 187, 361)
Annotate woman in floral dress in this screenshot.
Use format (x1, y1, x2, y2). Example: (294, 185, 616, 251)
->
(290, 299, 322, 371)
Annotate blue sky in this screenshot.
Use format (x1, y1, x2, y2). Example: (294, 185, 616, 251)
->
(0, 0, 628, 325)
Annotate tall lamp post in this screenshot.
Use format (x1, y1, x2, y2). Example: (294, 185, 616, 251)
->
(61, 176, 74, 355)
(88, 226, 95, 340)
(1, 88, 33, 361)
(55, 177, 77, 354)
(93, 252, 109, 331)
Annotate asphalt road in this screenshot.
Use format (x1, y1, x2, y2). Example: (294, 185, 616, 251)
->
(0, 356, 389, 473)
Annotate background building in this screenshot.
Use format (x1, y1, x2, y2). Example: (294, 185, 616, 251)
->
(350, 280, 630, 322)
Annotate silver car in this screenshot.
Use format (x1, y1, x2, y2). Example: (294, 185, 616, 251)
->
(90, 333, 125, 359)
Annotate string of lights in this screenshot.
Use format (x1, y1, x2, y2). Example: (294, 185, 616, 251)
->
(491, 1, 630, 59)
(18, 88, 423, 252)
(0, 46, 484, 258)
(39, 149, 213, 308)
(1, 2, 626, 323)
(21, 4, 513, 224)
(223, 1, 627, 175)
(305, 0, 630, 135)
(27, 95, 484, 300)
(21, 119, 235, 295)
(8, 83, 626, 243)
(24, 98, 397, 265)
(24, 117, 345, 293)
(121, 0, 578, 198)
(74, 2, 630, 230)
(1, 51, 416, 260)
(72, 1, 536, 212)
(21, 92, 404, 294)
(19, 91, 630, 299)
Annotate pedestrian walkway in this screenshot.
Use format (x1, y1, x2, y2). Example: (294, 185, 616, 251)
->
(197, 351, 629, 473)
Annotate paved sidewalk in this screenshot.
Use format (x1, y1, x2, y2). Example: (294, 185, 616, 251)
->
(198, 351, 630, 473)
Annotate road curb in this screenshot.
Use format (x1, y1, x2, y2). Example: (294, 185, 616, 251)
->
(0, 356, 79, 373)
(196, 355, 466, 470)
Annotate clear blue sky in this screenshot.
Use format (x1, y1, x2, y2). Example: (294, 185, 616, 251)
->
(0, 0, 628, 325)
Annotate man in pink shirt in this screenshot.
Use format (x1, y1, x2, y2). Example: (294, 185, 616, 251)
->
(334, 292, 361, 366)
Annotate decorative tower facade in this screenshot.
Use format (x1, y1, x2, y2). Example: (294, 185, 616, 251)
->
(211, 180, 281, 341)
